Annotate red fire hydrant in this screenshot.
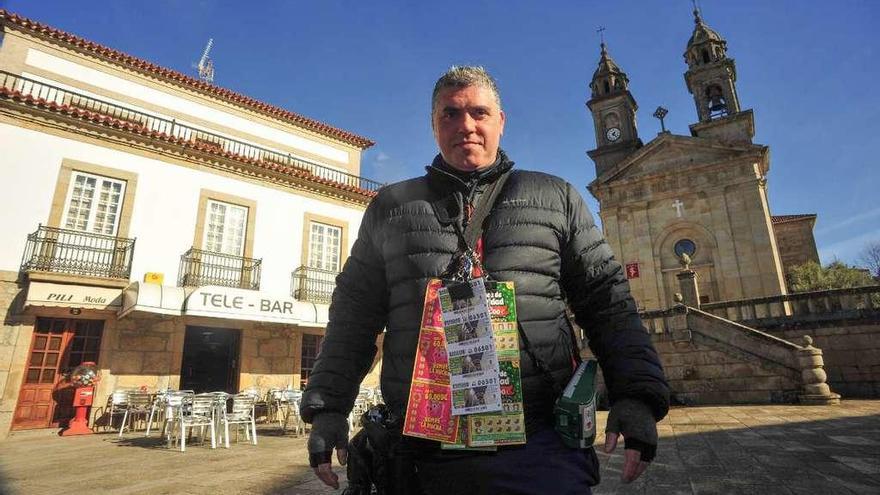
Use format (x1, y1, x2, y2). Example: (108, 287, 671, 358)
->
(61, 362, 99, 436)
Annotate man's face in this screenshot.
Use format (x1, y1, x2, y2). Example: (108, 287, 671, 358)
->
(432, 84, 505, 172)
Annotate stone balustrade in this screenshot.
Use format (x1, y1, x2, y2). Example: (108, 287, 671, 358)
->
(641, 285, 880, 331)
(700, 285, 880, 324)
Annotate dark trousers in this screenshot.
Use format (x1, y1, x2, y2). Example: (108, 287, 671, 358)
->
(413, 428, 598, 495)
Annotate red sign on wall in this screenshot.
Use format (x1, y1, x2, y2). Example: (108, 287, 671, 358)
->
(625, 263, 640, 279)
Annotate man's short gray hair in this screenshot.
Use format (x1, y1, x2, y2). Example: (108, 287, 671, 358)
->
(431, 66, 502, 114)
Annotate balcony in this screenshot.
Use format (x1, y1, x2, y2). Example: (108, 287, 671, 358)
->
(178, 248, 261, 290)
(0, 70, 383, 197)
(291, 266, 338, 304)
(20, 225, 135, 281)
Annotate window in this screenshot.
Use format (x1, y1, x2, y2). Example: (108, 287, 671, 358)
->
(604, 112, 620, 129)
(61, 172, 126, 235)
(300, 333, 324, 388)
(203, 200, 248, 256)
(308, 222, 342, 272)
(674, 239, 697, 258)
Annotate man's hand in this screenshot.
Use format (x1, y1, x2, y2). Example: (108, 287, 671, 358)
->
(307, 412, 350, 489)
(603, 398, 658, 483)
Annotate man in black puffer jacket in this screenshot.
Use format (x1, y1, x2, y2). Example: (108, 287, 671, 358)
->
(301, 66, 669, 494)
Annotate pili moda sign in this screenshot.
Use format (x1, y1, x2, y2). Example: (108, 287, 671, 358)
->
(185, 285, 326, 324)
(625, 263, 640, 279)
(26, 282, 123, 310)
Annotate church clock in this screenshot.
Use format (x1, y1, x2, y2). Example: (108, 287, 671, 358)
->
(606, 127, 621, 142)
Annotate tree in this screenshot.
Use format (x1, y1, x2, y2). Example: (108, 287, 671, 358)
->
(787, 260, 876, 293)
(858, 240, 880, 279)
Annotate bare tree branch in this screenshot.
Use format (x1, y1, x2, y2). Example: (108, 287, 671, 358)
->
(858, 240, 880, 279)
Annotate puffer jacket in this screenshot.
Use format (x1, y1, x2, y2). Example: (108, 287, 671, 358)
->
(301, 151, 669, 430)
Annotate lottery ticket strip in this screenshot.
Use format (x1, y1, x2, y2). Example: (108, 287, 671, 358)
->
(404, 279, 526, 448)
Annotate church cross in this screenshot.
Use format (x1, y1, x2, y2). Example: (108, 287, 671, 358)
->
(596, 26, 606, 45)
(673, 199, 684, 218)
(653, 106, 669, 133)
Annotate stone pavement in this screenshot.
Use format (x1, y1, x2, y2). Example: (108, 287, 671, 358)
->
(0, 401, 878, 494)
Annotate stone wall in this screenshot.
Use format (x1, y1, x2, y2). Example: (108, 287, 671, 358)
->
(94, 315, 309, 406)
(99, 315, 183, 394)
(653, 332, 801, 405)
(772, 217, 820, 277)
(641, 307, 806, 405)
(640, 283, 880, 404)
(753, 318, 880, 399)
(0, 270, 32, 437)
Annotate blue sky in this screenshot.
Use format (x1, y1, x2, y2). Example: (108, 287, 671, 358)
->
(5, 0, 879, 266)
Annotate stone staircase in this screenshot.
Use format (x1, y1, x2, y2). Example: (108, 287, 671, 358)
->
(632, 269, 880, 405)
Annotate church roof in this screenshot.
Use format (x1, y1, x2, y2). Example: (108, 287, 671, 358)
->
(771, 214, 817, 225)
(687, 9, 725, 48)
(0, 9, 375, 149)
(591, 132, 768, 186)
(592, 43, 626, 80)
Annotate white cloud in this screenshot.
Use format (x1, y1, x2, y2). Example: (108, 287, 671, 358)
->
(815, 207, 880, 235)
(367, 149, 410, 183)
(818, 228, 880, 265)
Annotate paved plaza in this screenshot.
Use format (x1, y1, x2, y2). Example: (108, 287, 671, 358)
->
(0, 401, 878, 494)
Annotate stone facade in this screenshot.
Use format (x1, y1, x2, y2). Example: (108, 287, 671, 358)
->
(772, 215, 820, 278)
(0, 270, 33, 437)
(1, 297, 384, 437)
(591, 134, 788, 310)
(586, 12, 818, 311)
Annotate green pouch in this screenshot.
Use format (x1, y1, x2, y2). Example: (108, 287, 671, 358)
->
(554, 359, 598, 449)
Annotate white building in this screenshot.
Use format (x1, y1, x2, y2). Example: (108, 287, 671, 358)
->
(0, 9, 380, 435)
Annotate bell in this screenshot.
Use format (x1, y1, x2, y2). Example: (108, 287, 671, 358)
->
(709, 94, 727, 113)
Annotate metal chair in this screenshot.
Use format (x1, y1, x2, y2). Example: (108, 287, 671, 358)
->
(176, 394, 216, 452)
(145, 389, 171, 437)
(279, 389, 305, 435)
(158, 390, 194, 447)
(349, 388, 373, 430)
(267, 388, 288, 429)
(239, 387, 268, 422)
(117, 392, 153, 438)
(221, 394, 258, 448)
(105, 389, 132, 432)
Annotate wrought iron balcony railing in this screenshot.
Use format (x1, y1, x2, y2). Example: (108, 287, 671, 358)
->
(291, 266, 338, 304)
(178, 247, 261, 290)
(20, 225, 135, 280)
(0, 70, 383, 195)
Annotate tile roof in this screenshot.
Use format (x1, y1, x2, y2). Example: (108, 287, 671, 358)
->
(0, 85, 377, 201)
(771, 214, 817, 225)
(0, 9, 374, 149)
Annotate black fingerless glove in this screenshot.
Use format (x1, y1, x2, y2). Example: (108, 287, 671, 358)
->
(605, 398, 659, 462)
(307, 412, 349, 468)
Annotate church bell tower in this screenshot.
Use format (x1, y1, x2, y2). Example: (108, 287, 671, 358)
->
(684, 9, 754, 143)
(587, 42, 642, 179)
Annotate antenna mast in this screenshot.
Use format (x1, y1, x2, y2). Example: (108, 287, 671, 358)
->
(197, 39, 215, 83)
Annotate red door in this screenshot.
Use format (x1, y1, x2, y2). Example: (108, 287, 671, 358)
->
(12, 318, 103, 430)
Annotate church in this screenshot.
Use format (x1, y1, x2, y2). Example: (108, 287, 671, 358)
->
(586, 9, 819, 311)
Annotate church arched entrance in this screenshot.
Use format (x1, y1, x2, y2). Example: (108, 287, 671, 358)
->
(656, 224, 719, 308)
